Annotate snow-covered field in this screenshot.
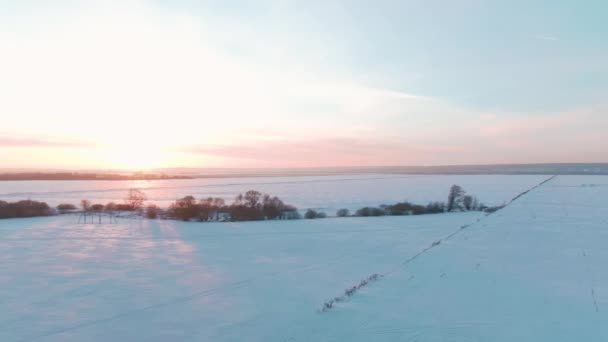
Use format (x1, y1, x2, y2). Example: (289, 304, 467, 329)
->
(0, 175, 606, 341)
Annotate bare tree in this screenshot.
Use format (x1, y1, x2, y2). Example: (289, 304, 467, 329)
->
(126, 189, 147, 210)
(146, 204, 160, 219)
(463, 195, 474, 211)
(244, 190, 262, 208)
(447, 185, 466, 212)
(212, 198, 225, 207)
(80, 199, 91, 212)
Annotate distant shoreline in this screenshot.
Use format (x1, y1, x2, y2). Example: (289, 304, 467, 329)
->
(0, 173, 192, 181)
(0, 163, 607, 181)
(166, 163, 608, 177)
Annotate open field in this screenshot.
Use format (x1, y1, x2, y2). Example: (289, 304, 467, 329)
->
(0, 175, 606, 341)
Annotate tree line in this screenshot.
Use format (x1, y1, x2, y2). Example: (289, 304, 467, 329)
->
(1, 184, 494, 221)
(332, 184, 487, 218)
(0, 200, 54, 219)
(163, 190, 300, 221)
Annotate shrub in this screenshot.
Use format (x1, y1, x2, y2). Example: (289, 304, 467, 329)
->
(90, 204, 105, 212)
(105, 202, 117, 212)
(336, 208, 350, 217)
(305, 209, 319, 219)
(383, 202, 418, 215)
(304, 209, 326, 219)
(281, 205, 301, 220)
(146, 204, 160, 219)
(410, 204, 428, 215)
(425, 202, 446, 214)
(114, 203, 134, 211)
(355, 207, 386, 217)
(167, 196, 199, 221)
(0, 200, 54, 219)
(57, 203, 77, 211)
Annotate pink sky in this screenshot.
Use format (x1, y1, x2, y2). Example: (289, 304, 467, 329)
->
(1, 1, 606, 169)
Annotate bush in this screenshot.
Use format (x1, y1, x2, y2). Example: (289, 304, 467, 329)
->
(410, 204, 428, 215)
(114, 203, 134, 211)
(57, 203, 77, 211)
(146, 205, 160, 219)
(90, 204, 105, 212)
(305, 209, 319, 219)
(281, 205, 301, 220)
(425, 202, 446, 214)
(304, 209, 326, 219)
(336, 208, 350, 217)
(167, 196, 199, 221)
(383, 202, 416, 215)
(0, 200, 54, 219)
(355, 207, 386, 217)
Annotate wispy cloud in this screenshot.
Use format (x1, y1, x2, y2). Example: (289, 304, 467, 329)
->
(0, 135, 94, 149)
(180, 137, 457, 167)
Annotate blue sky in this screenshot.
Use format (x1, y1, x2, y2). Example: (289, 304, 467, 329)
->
(0, 0, 606, 169)
(155, 0, 608, 110)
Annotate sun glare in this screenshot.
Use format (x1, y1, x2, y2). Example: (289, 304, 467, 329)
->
(96, 141, 169, 170)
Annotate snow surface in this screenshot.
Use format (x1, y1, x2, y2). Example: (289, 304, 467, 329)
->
(0, 175, 606, 341)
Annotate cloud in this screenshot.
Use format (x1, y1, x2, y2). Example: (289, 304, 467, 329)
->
(0, 0, 422, 149)
(1, 1, 606, 169)
(0, 135, 94, 149)
(180, 137, 458, 167)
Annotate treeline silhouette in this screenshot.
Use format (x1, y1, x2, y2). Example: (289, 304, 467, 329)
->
(1, 184, 493, 221)
(164, 190, 300, 221)
(342, 184, 486, 218)
(0, 200, 54, 218)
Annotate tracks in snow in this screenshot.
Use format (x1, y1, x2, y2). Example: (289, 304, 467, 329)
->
(317, 175, 557, 313)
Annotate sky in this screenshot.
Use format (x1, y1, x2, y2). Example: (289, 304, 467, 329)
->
(0, 0, 607, 170)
